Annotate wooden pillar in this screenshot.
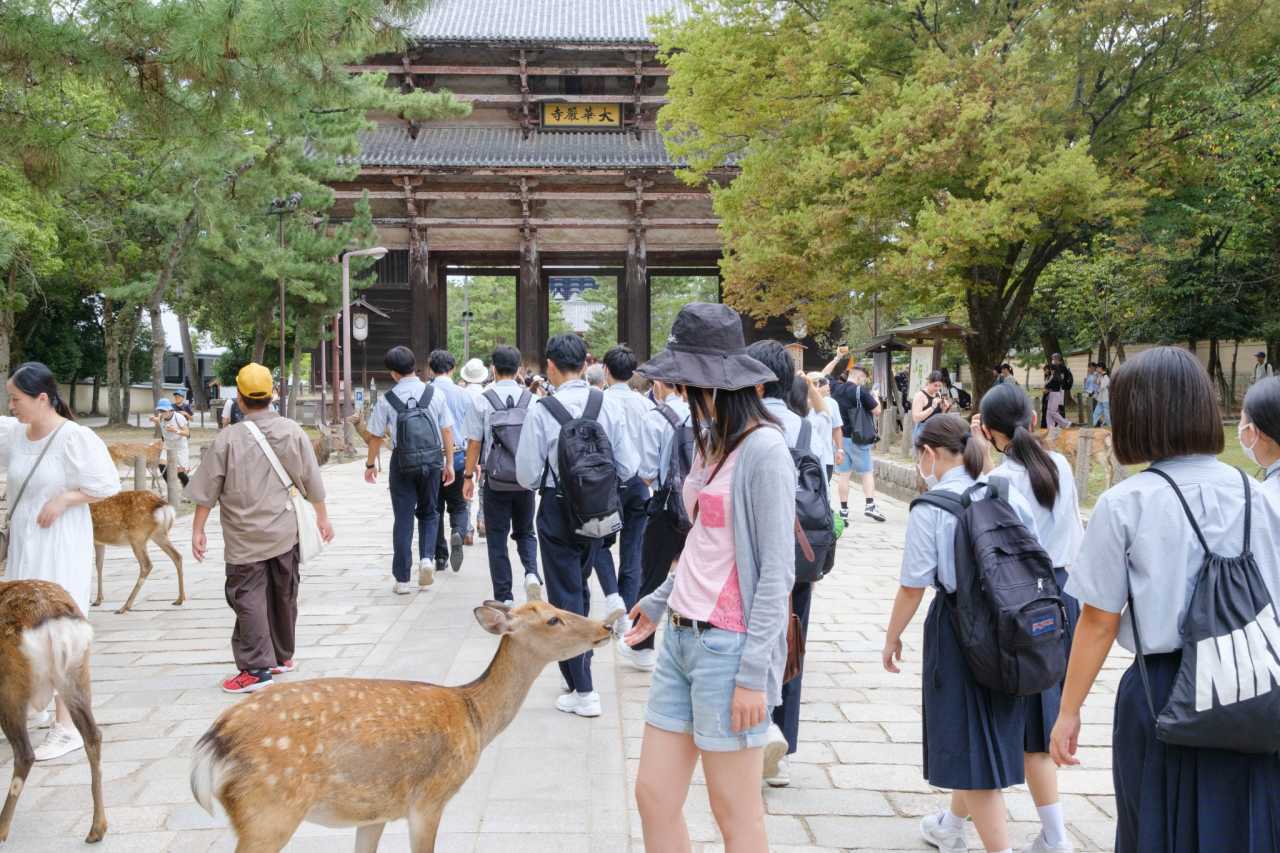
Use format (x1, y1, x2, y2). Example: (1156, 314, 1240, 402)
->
(518, 225, 542, 366)
(409, 243, 430, 365)
(426, 255, 446, 357)
(623, 175, 652, 360)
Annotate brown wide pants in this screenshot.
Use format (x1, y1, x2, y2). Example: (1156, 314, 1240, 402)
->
(224, 544, 300, 672)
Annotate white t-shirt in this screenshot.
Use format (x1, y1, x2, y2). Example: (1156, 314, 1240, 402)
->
(1095, 375, 1111, 403)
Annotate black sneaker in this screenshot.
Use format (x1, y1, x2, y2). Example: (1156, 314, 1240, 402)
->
(839, 507, 850, 522)
(435, 557, 448, 574)
(864, 503, 886, 523)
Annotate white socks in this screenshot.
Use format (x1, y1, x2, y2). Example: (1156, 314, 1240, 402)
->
(1037, 802, 1067, 846)
(940, 809, 966, 831)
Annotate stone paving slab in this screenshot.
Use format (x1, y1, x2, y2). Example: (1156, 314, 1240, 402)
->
(3, 458, 1127, 851)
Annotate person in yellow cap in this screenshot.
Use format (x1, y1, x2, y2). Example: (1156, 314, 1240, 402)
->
(187, 362, 334, 693)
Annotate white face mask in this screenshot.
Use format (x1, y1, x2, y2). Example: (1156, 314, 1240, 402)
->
(1240, 423, 1260, 466)
(917, 450, 940, 489)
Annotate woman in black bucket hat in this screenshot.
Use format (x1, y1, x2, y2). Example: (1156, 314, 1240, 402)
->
(625, 303, 797, 852)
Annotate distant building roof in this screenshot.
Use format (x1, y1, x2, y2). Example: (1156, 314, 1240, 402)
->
(358, 126, 683, 169)
(557, 293, 605, 333)
(884, 316, 972, 341)
(406, 0, 692, 46)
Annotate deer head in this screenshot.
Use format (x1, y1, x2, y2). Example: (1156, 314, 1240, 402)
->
(473, 600, 615, 662)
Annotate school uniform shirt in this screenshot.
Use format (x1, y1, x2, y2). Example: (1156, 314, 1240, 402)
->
(366, 375, 454, 450)
(808, 407, 835, 468)
(1265, 460, 1280, 498)
(514, 378, 639, 491)
(432, 375, 472, 452)
(638, 393, 690, 487)
(990, 452, 1083, 569)
(462, 378, 526, 467)
(1066, 455, 1280, 654)
(761, 397, 827, 459)
(605, 381, 652, 470)
(901, 466, 1039, 593)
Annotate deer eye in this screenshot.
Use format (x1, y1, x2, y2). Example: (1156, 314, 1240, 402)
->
(546, 617, 561, 626)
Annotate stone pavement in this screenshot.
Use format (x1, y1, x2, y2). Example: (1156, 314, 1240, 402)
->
(4, 457, 1127, 852)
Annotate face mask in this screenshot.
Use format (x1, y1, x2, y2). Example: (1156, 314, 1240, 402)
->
(917, 451, 939, 489)
(1240, 424, 1260, 466)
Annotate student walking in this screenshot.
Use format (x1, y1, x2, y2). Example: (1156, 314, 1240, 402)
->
(428, 350, 473, 570)
(363, 346, 456, 594)
(189, 363, 333, 694)
(515, 333, 638, 718)
(1240, 376, 1280, 495)
(1, 362, 120, 759)
(1253, 351, 1274, 386)
(1050, 347, 1280, 853)
(824, 352, 887, 522)
(1091, 365, 1111, 427)
(975, 384, 1084, 853)
(152, 398, 191, 488)
(883, 414, 1041, 853)
(461, 345, 542, 606)
(625, 303, 795, 853)
(602, 345, 653, 614)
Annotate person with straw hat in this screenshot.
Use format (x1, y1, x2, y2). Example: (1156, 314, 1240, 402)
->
(624, 303, 796, 852)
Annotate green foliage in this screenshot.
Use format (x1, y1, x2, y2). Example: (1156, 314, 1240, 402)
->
(447, 276, 518, 361)
(650, 275, 720, 346)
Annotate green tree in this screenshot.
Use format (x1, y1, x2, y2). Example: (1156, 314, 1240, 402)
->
(447, 276, 519, 361)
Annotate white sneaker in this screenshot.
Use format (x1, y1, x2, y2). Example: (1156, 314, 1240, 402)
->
(555, 691, 602, 717)
(27, 708, 52, 729)
(34, 724, 84, 762)
(920, 811, 969, 852)
(1017, 832, 1074, 853)
(762, 724, 788, 780)
(615, 638, 656, 671)
(764, 757, 791, 788)
(502, 599, 514, 608)
(393, 581, 415, 595)
(524, 573, 543, 602)
(418, 560, 435, 588)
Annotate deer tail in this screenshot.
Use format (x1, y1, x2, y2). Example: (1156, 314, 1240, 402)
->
(19, 616, 94, 712)
(153, 503, 177, 533)
(190, 731, 231, 817)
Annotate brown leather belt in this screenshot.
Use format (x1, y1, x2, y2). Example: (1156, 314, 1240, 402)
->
(670, 612, 715, 632)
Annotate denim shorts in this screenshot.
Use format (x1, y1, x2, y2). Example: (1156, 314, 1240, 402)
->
(645, 620, 771, 751)
(835, 436, 873, 475)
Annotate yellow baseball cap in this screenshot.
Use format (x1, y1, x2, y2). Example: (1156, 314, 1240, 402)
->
(236, 363, 274, 400)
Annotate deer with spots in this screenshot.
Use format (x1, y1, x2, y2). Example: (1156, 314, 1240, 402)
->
(191, 600, 617, 852)
(91, 489, 185, 614)
(0, 580, 106, 845)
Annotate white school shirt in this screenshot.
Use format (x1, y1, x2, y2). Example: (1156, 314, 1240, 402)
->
(514, 379, 638, 490)
(1066, 455, 1280, 654)
(990, 452, 1084, 569)
(1265, 460, 1280, 498)
(639, 393, 691, 487)
(365, 375, 454, 450)
(761, 398, 827, 459)
(1095, 374, 1110, 403)
(605, 382, 652, 471)
(808, 408, 834, 468)
(901, 466, 1039, 593)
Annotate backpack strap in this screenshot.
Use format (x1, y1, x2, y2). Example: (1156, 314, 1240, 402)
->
(909, 490, 964, 518)
(384, 389, 407, 413)
(583, 388, 604, 422)
(417, 384, 435, 410)
(1144, 467, 1211, 554)
(796, 418, 812, 453)
(538, 394, 573, 426)
(515, 389, 532, 409)
(483, 389, 507, 411)
(655, 402, 682, 430)
(1240, 467, 1253, 555)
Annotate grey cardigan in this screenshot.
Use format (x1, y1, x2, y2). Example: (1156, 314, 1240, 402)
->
(637, 425, 797, 707)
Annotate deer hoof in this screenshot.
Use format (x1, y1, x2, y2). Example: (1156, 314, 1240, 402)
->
(85, 822, 107, 844)
(113, 606, 130, 615)
(172, 598, 185, 606)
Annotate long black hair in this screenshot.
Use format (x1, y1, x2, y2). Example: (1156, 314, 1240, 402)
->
(688, 385, 778, 464)
(914, 413, 985, 479)
(1244, 376, 1280, 447)
(9, 362, 74, 420)
(980, 382, 1058, 509)
(786, 374, 810, 418)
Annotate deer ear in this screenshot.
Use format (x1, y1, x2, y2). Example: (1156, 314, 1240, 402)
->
(474, 606, 514, 636)
(481, 600, 512, 613)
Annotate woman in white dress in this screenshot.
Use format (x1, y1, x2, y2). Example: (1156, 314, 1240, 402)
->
(4, 362, 120, 760)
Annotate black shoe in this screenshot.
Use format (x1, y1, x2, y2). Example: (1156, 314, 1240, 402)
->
(864, 503, 886, 523)
(435, 558, 448, 574)
(450, 532, 464, 572)
(839, 507, 850, 522)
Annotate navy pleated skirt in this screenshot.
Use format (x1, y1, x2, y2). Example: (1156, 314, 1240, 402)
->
(1114, 652, 1280, 853)
(1025, 567, 1080, 753)
(922, 594, 1027, 790)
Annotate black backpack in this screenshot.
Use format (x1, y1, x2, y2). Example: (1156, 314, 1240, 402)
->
(654, 402, 696, 533)
(911, 478, 1068, 696)
(540, 390, 622, 539)
(385, 385, 443, 474)
(844, 386, 879, 446)
(1128, 468, 1280, 754)
(228, 400, 244, 426)
(482, 388, 532, 492)
(792, 419, 837, 583)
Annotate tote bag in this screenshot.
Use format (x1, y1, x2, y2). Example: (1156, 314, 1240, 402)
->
(243, 422, 326, 565)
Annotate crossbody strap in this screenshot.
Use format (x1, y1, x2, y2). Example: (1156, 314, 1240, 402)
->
(242, 421, 303, 500)
(6, 422, 67, 524)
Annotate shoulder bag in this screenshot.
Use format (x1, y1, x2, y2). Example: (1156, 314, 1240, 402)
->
(243, 421, 326, 565)
(0, 422, 67, 565)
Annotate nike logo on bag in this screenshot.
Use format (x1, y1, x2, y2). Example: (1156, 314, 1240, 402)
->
(1195, 603, 1280, 711)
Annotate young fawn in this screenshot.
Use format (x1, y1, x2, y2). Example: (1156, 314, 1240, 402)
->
(191, 600, 617, 852)
(106, 440, 163, 490)
(0, 580, 106, 845)
(91, 490, 185, 614)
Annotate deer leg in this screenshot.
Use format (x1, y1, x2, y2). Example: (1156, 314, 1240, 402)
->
(92, 544, 106, 607)
(153, 533, 185, 606)
(0, 707, 34, 845)
(229, 808, 304, 853)
(61, 661, 106, 843)
(354, 822, 386, 853)
(406, 799, 444, 853)
(116, 539, 153, 614)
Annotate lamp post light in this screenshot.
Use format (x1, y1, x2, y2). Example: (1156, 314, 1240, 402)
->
(341, 247, 387, 418)
(268, 192, 302, 417)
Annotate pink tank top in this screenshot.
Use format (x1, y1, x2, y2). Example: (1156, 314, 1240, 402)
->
(667, 446, 747, 632)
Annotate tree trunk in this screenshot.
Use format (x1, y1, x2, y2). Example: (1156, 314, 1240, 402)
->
(91, 373, 101, 416)
(176, 309, 206, 409)
(1208, 337, 1232, 408)
(1097, 339, 1108, 371)
(251, 311, 269, 364)
(0, 265, 14, 413)
(120, 306, 142, 426)
(290, 324, 304, 421)
(68, 373, 78, 415)
(1229, 339, 1240, 417)
(104, 301, 124, 425)
(1116, 339, 1127, 364)
(149, 302, 166, 407)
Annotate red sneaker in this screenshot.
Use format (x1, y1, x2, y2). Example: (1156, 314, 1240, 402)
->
(270, 660, 296, 674)
(221, 670, 272, 694)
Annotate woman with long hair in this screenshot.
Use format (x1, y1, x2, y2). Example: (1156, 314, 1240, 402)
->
(626, 303, 796, 853)
(2, 362, 120, 759)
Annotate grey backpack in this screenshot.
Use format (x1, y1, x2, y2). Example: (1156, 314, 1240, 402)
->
(482, 388, 532, 492)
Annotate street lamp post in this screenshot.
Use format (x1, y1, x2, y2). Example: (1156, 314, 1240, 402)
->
(341, 247, 388, 418)
(268, 193, 302, 417)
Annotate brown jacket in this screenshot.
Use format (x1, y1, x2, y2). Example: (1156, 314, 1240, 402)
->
(187, 410, 325, 564)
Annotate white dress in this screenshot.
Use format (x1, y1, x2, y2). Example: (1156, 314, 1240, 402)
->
(1, 418, 121, 614)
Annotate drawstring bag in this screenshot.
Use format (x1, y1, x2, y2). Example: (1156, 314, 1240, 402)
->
(1128, 467, 1280, 754)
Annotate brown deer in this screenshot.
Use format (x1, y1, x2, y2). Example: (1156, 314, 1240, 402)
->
(106, 440, 163, 490)
(0, 580, 106, 845)
(311, 429, 333, 467)
(191, 601, 617, 852)
(1036, 427, 1123, 487)
(90, 490, 184, 614)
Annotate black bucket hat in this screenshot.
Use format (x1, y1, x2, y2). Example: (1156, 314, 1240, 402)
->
(638, 303, 777, 391)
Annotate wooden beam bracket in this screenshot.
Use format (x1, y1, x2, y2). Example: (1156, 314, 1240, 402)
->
(398, 54, 422, 140)
(517, 50, 535, 139)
